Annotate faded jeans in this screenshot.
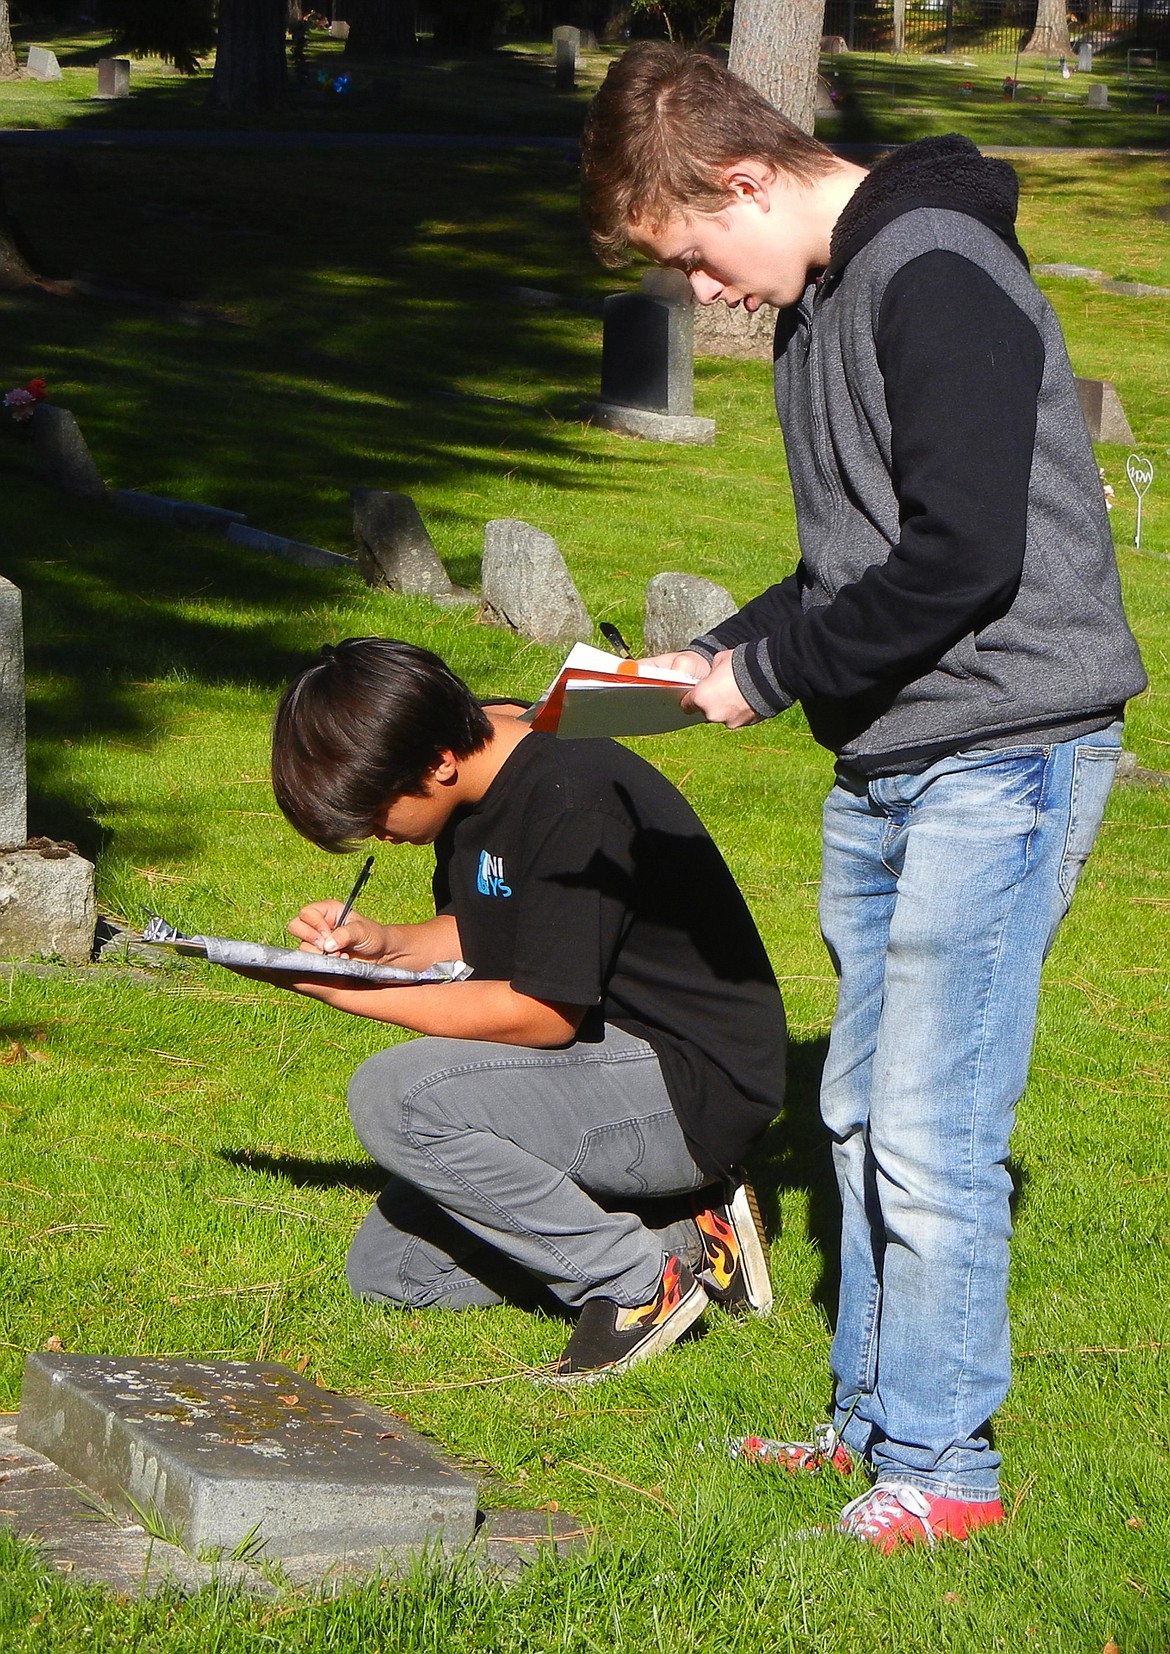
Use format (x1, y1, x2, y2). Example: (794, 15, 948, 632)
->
(345, 1024, 708, 1312)
(819, 723, 1122, 1501)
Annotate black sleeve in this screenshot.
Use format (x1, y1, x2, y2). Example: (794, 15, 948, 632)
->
(690, 569, 805, 659)
(717, 251, 1045, 715)
(506, 809, 635, 1006)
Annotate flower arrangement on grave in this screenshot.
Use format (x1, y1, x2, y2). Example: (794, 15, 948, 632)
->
(1099, 467, 1115, 512)
(3, 378, 47, 422)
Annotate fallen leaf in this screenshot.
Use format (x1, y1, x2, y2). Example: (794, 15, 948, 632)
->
(376, 1432, 402, 1441)
(1104, 1641, 1121, 1653)
(296, 1354, 311, 1373)
(278, 1395, 299, 1407)
(1126, 1516, 1142, 1529)
(42, 1335, 63, 1352)
(943, 1592, 962, 1606)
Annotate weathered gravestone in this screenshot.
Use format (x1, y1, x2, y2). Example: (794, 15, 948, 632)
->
(821, 34, 849, 54)
(32, 404, 106, 501)
(553, 25, 579, 91)
(96, 58, 131, 99)
(1076, 377, 1136, 445)
(26, 46, 62, 81)
(815, 76, 840, 115)
(0, 579, 97, 964)
(1086, 82, 1109, 109)
(328, 19, 350, 38)
(227, 522, 353, 571)
(1077, 41, 1093, 72)
(16, 1353, 479, 1567)
(481, 519, 591, 647)
(584, 271, 716, 445)
(643, 572, 738, 657)
(352, 489, 471, 602)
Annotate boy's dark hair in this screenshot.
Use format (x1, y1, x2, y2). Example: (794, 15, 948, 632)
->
(581, 42, 837, 268)
(271, 637, 493, 852)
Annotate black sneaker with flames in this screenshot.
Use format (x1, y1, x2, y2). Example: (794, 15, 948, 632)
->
(544, 1254, 708, 1385)
(692, 1177, 773, 1316)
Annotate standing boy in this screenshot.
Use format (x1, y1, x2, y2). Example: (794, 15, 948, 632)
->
(581, 44, 1146, 1543)
(264, 636, 784, 1382)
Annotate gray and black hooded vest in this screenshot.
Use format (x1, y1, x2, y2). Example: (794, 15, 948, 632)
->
(694, 134, 1146, 773)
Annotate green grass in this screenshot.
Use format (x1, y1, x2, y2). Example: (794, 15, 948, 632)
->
(0, 59, 1168, 1654)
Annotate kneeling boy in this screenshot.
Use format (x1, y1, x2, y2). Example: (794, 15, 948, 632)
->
(267, 637, 785, 1382)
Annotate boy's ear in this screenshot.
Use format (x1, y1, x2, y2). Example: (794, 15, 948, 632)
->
(430, 751, 459, 786)
(721, 161, 774, 210)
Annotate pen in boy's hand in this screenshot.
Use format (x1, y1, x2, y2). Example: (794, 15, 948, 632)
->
(328, 853, 375, 948)
(600, 622, 633, 659)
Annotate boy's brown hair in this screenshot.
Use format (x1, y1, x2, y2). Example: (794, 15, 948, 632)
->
(581, 42, 837, 267)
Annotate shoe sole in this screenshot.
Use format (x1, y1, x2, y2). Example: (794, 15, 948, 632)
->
(726, 1180, 773, 1317)
(539, 1277, 710, 1387)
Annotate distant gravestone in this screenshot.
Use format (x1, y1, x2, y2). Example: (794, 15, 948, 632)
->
(26, 46, 62, 81)
(644, 572, 738, 656)
(481, 520, 591, 646)
(0, 578, 26, 846)
(1077, 41, 1093, 72)
(1086, 82, 1109, 109)
(352, 489, 470, 601)
(815, 75, 839, 114)
(32, 405, 106, 501)
(1076, 377, 1136, 445)
(821, 34, 849, 54)
(328, 19, 350, 38)
(553, 26, 578, 91)
(584, 279, 716, 445)
(96, 58, 131, 99)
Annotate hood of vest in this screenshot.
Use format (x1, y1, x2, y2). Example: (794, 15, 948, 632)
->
(825, 134, 1027, 285)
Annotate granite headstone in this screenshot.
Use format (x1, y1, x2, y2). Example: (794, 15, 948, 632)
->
(26, 46, 62, 81)
(481, 519, 591, 646)
(96, 58, 131, 99)
(1076, 377, 1136, 445)
(643, 572, 738, 657)
(32, 405, 106, 501)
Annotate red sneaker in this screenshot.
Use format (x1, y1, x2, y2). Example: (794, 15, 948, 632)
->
(838, 1482, 1004, 1552)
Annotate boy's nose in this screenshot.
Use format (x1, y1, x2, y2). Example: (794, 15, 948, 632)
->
(689, 270, 723, 304)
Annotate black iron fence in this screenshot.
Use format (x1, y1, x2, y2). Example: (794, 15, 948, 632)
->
(822, 2, 1170, 56)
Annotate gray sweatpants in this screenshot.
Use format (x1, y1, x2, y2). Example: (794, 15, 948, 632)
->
(345, 1023, 710, 1312)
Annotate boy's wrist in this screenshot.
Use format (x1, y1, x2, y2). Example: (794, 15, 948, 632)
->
(732, 641, 796, 717)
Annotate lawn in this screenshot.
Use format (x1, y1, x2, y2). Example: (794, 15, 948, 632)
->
(0, 35, 1168, 1654)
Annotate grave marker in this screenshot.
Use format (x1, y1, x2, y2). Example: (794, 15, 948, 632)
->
(584, 275, 716, 445)
(481, 520, 591, 646)
(26, 46, 62, 81)
(32, 405, 106, 501)
(553, 26, 579, 91)
(328, 19, 350, 38)
(352, 489, 470, 601)
(644, 572, 738, 657)
(1077, 41, 1093, 72)
(0, 578, 26, 846)
(1086, 82, 1109, 108)
(96, 58, 131, 99)
(1076, 377, 1136, 445)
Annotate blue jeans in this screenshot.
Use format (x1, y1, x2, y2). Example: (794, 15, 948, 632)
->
(819, 724, 1122, 1501)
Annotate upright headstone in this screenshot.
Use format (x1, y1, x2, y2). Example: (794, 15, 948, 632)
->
(1086, 82, 1109, 109)
(0, 578, 26, 847)
(1076, 377, 1136, 445)
(26, 47, 62, 82)
(481, 520, 591, 647)
(32, 405, 106, 501)
(553, 26, 578, 91)
(583, 274, 716, 445)
(95, 58, 131, 100)
(644, 572, 738, 657)
(821, 34, 849, 54)
(328, 19, 350, 38)
(815, 75, 839, 115)
(352, 489, 470, 601)
(1077, 41, 1093, 72)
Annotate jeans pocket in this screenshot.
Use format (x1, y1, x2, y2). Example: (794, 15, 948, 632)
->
(1058, 745, 1120, 907)
(568, 1113, 704, 1198)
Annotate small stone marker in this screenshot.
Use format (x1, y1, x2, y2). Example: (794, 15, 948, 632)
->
(815, 75, 839, 115)
(17, 1353, 479, 1564)
(584, 276, 715, 445)
(643, 572, 738, 656)
(1086, 82, 1109, 109)
(0, 579, 25, 847)
(226, 523, 354, 571)
(96, 58, 131, 99)
(821, 34, 849, 54)
(1077, 41, 1093, 72)
(352, 489, 471, 601)
(32, 404, 106, 500)
(328, 19, 350, 38)
(26, 46, 62, 81)
(0, 840, 98, 963)
(1076, 377, 1136, 445)
(553, 25, 579, 91)
(481, 519, 592, 647)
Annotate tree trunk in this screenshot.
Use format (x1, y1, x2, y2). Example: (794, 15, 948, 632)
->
(346, 0, 417, 56)
(212, 0, 288, 113)
(0, 0, 18, 77)
(1022, 0, 1073, 56)
(728, 0, 825, 136)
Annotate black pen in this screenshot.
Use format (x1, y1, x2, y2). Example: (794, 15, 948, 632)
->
(333, 853, 375, 938)
(600, 622, 633, 659)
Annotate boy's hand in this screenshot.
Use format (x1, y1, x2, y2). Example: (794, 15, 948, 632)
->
(682, 650, 761, 729)
(288, 903, 391, 961)
(639, 650, 712, 681)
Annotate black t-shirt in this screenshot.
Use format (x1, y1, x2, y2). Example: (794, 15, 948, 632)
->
(432, 733, 785, 1177)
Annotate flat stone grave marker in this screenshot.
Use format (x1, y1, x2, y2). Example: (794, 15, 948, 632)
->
(26, 46, 62, 81)
(227, 522, 354, 572)
(17, 1353, 479, 1564)
(0, 577, 26, 847)
(96, 58, 131, 99)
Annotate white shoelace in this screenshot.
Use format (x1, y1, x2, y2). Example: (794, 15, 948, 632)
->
(838, 1482, 935, 1545)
